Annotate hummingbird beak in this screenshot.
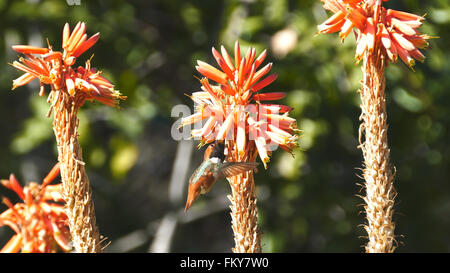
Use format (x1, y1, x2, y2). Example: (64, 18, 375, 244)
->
(185, 199, 193, 211)
(185, 186, 201, 212)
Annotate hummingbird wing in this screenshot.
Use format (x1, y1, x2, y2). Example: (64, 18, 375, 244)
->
(214, 162, 259, 181)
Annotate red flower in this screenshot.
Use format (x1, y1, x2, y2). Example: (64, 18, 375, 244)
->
(317, 0, 432, 67)
(11, 22, 124, 106)
(181, 41, 299, 168)
(0, 164, 71, 253)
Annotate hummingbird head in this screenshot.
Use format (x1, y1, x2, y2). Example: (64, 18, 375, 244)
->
(209, 141, 225, 162)
(203, 141, 225, 162)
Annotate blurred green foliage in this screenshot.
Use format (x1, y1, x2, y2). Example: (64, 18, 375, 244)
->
(0, 0, 449, 252)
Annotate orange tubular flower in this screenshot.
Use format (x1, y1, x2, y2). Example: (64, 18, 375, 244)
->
(0, 164, 71, 253)
(11, 22, 124, 106)
(317, 0, 431, 67)
(181, 41, 299, 168)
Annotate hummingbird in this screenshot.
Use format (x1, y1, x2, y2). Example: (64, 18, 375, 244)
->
(185, 142, 259, 211)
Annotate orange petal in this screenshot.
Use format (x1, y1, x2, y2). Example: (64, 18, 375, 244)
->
(23, 187, 33, 206)
(385, 39, 398, 63)
(190, 91, 211, 105)
(394, 40, 415, 68)
(259, 104, 293, 113)
(66, 22, 86, 53)
(236, 111, 247, 157)
(254, 132, 269, 169)
(196, 60, 228, 84)
(262, 113, 296, 124)
(39, 84, 47, 96)
(12, 73, 36, 90)
(200, 78, 221, 105)
(241, 89, 252, 102)
(365, 17, 376, 53)
(65, 77, 75, 96)
(318, 18, 346, 34)
(11, 61, 37, 77)
(243, 47, 256, 76)
(380, 23, 392, 49)
(409, 35, 430, 49)
(43, 51, 63, 62)
(212, 47, 234, 80)
(22, 57, 49, 76)
(238, 57, 246, 87)
(243, 64, 256, 92)
(180, 112, 209, 127)
(12, 45, 49, 55)
(9, 174, 25, 200)
(216, 112, 235, 140)
(220, 84, 235, 96)
(88, 74, 114, 88)
(64, 56, 76, 66)
(1, 234, 22, 253)
(42, 184, 64, 202)
(62, 23, 70, 49)
(251, 73, 278, 92)
(43, 185, 64, 202)
(200, 116, 217, 141)
(254, 49, 267, 69)
(391, 18, 417, 36)
(51, 221, 71, 252)
(48, 203, 66, 215)
(250, 62, 272, 87)
(343, 0, 361, 5)
(65, 22, 81, 50)
(346, 6, 366, 31)
(387, 9, 424, 22)
(42, 163, 60, 187)
(265, 130, 288, 146)
(92, 95, 118, 107)
(253, 92, 286, 101)
(355, 32, 367, 62)
(75, 77, 91, 92)
(339, 20, 354, 41)
(391, 32, 416, 51)
(221, 45, 235, 71)
(410, 48, 425, 63)
(73, 33, 100, 58)
(323, 10, 346, 26)
(234, 41, 241, 72)
(268, 123, 293, 139)
(70, 33, 87, 55)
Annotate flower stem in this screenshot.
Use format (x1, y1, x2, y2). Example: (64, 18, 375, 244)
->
(227, 145, 261, 253)
(49, 89, 102, 253)
(359, 44, 396, 253)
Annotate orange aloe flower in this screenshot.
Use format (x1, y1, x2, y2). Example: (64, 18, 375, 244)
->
(317, 0, 431, 67)
(0, 164, 71, 253)
(11, 22, 124, 106)
(181, 41, 299, 168)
